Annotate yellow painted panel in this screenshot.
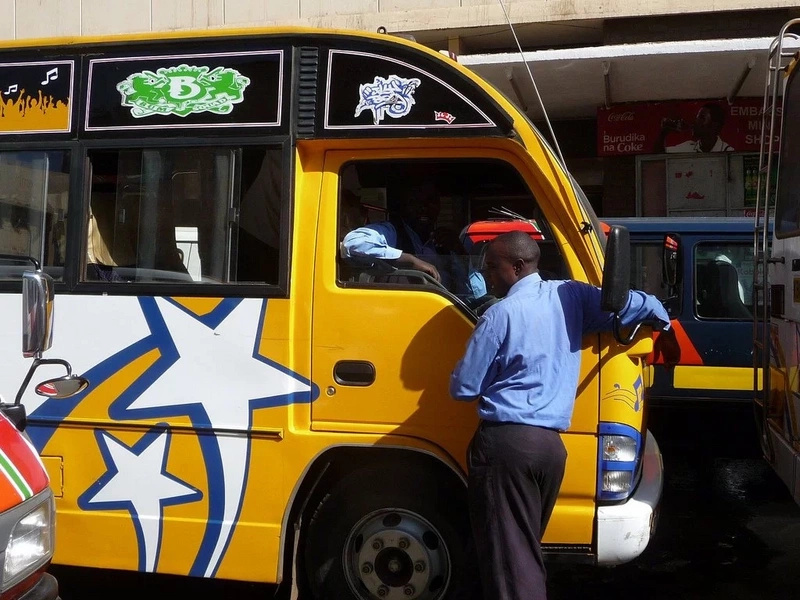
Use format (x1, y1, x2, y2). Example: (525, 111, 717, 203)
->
(543, 433, 597, 544)
(170, 298, 226, 317)
(42, 456, 63, 498)
(673, 366, 761, 391)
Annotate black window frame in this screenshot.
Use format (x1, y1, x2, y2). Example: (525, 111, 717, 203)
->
(628, 239, 677, 310)
(334, 157, 566, 313)
(0, 141, 81, 293)
(692, 240, 754, 321)
(73, 136, 293, 298)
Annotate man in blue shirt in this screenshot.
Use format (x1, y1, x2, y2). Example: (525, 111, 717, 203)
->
(340, 184, 487, 300)
(341, 183, 444, 281)
(450, 231, 679, 600)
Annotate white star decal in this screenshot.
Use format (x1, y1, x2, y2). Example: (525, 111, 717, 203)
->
(125, 297, 309, 427)
(122, 297, 311, 575)
(82, 428, 201, 572)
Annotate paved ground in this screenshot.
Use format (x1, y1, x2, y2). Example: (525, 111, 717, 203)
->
(549, 403, 800, 599)
(51, 403, 800, 599)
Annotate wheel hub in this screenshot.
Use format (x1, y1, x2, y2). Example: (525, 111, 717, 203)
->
(344, 509, 450, 600)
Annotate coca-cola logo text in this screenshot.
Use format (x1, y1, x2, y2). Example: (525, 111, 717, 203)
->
(608, 111, 634, 122)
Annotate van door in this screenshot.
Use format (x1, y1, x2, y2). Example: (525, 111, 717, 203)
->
(310, 149, 479, 465)
(310, 147, 598, 545)
(628, 229, 756, 405)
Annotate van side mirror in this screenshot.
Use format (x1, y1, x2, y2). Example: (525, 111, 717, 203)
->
(601, 225, 642, 345)
(16, 269, 90, 411)
(35, 375, 90, 399)
(663, 234, 681, 288)
(601, 225, 631, 313)
(22, 271, 54, 358)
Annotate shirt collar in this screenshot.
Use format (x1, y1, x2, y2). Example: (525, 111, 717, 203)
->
(506, 272, 542, 297)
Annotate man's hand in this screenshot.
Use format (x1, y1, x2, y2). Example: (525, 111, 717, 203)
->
(654, 327, 681, 368)
(398, 253, 441, 282)
(660, 117, 687, 133)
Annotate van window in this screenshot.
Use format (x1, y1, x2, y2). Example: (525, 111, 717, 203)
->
(694, 242, 753, 320)
(776, 64, 800, 237)
(336, 159, 566, 304)
(83, 145, 284, 286)
(0, 150, 69, 281)
(629, 242, 670, 302)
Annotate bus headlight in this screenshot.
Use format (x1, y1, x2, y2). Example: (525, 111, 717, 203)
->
(598, 424, 642, 502)
(602, 470, 634, 494)
(602, 435, 638, 462)
(2, 496, 54, 591)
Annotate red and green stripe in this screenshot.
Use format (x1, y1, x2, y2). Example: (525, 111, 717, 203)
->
(0, 448, 32, 501)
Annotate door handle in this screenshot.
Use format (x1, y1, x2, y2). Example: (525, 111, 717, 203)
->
(333, 361, 376, 386)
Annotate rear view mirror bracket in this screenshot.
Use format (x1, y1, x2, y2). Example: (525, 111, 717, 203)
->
(612, 315, 644, 346)
(15, 357, 74, 406)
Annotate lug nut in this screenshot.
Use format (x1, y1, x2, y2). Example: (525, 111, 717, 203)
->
(361, 562, 373, 574)
(377, 585, 389, 597)
(398, 537, 410, 550)
(414, 561, 426, 573)
(404, 584, 415, 596)
(372, 538, 384, 551)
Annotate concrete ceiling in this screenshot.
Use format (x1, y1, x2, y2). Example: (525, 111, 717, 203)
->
(411, 20, 605, 54)
(459, 37, 800, 121)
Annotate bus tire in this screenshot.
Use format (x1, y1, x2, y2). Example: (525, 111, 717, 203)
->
(303, 465, 471, 600)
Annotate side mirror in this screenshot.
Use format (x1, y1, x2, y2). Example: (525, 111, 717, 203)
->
(35, 375, 90, 399)
(601, 225, 632, 313)
(662, 233, 681, 287)
(22, 271, 55, 358)
(601, 225, 642, 345)
(16, 269, 88, 410)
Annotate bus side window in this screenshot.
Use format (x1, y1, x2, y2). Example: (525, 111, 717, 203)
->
(83, 146, 285, 288)
(0, 150, 69, 281)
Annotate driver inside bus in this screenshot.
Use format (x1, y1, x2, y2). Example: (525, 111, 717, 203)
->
(340, 184, 484, 300)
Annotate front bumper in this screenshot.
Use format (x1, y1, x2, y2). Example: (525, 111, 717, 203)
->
(596, 430, 663, 565)
(17, 572, 59, 600)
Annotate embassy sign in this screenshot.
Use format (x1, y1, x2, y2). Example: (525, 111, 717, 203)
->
(85, 51, 284, 133)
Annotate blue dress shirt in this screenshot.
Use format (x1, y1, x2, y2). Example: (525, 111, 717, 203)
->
(450, 272, 671, 430)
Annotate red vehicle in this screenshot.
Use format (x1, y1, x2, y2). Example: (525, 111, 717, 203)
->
(0, 268, 87, 600)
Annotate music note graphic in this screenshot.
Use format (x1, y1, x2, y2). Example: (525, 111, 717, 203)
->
(3, 84, 18, 95)
(41, 68, 58, 86)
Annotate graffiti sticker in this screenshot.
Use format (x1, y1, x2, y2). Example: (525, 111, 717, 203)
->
(354, 74, 421, 125)
(434, 110, 456, 124)
(602, 376, 644, 412)
(116, 64, 251, 119)
(0, 60, 74, 134)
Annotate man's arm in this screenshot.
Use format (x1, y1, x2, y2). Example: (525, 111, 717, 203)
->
(342, 224, 403, 260)
(450, 314, 502, 402)
(575, 283, 680, 366)
(342, 224, 441, 281)
(578, 284, 671, 333)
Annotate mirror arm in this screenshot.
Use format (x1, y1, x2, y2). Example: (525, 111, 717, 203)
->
(612, 314, 643, 345)
(15, 359, 41, 406)
(14, 357, 73, 405)
(35, 358, 73, 375)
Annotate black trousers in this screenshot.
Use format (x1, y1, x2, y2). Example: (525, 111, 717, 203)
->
(467, 421, 568, 600)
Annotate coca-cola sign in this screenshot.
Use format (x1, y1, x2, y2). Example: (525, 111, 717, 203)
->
(597, 98, 778, 156)
(608, 111, 634, 122)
